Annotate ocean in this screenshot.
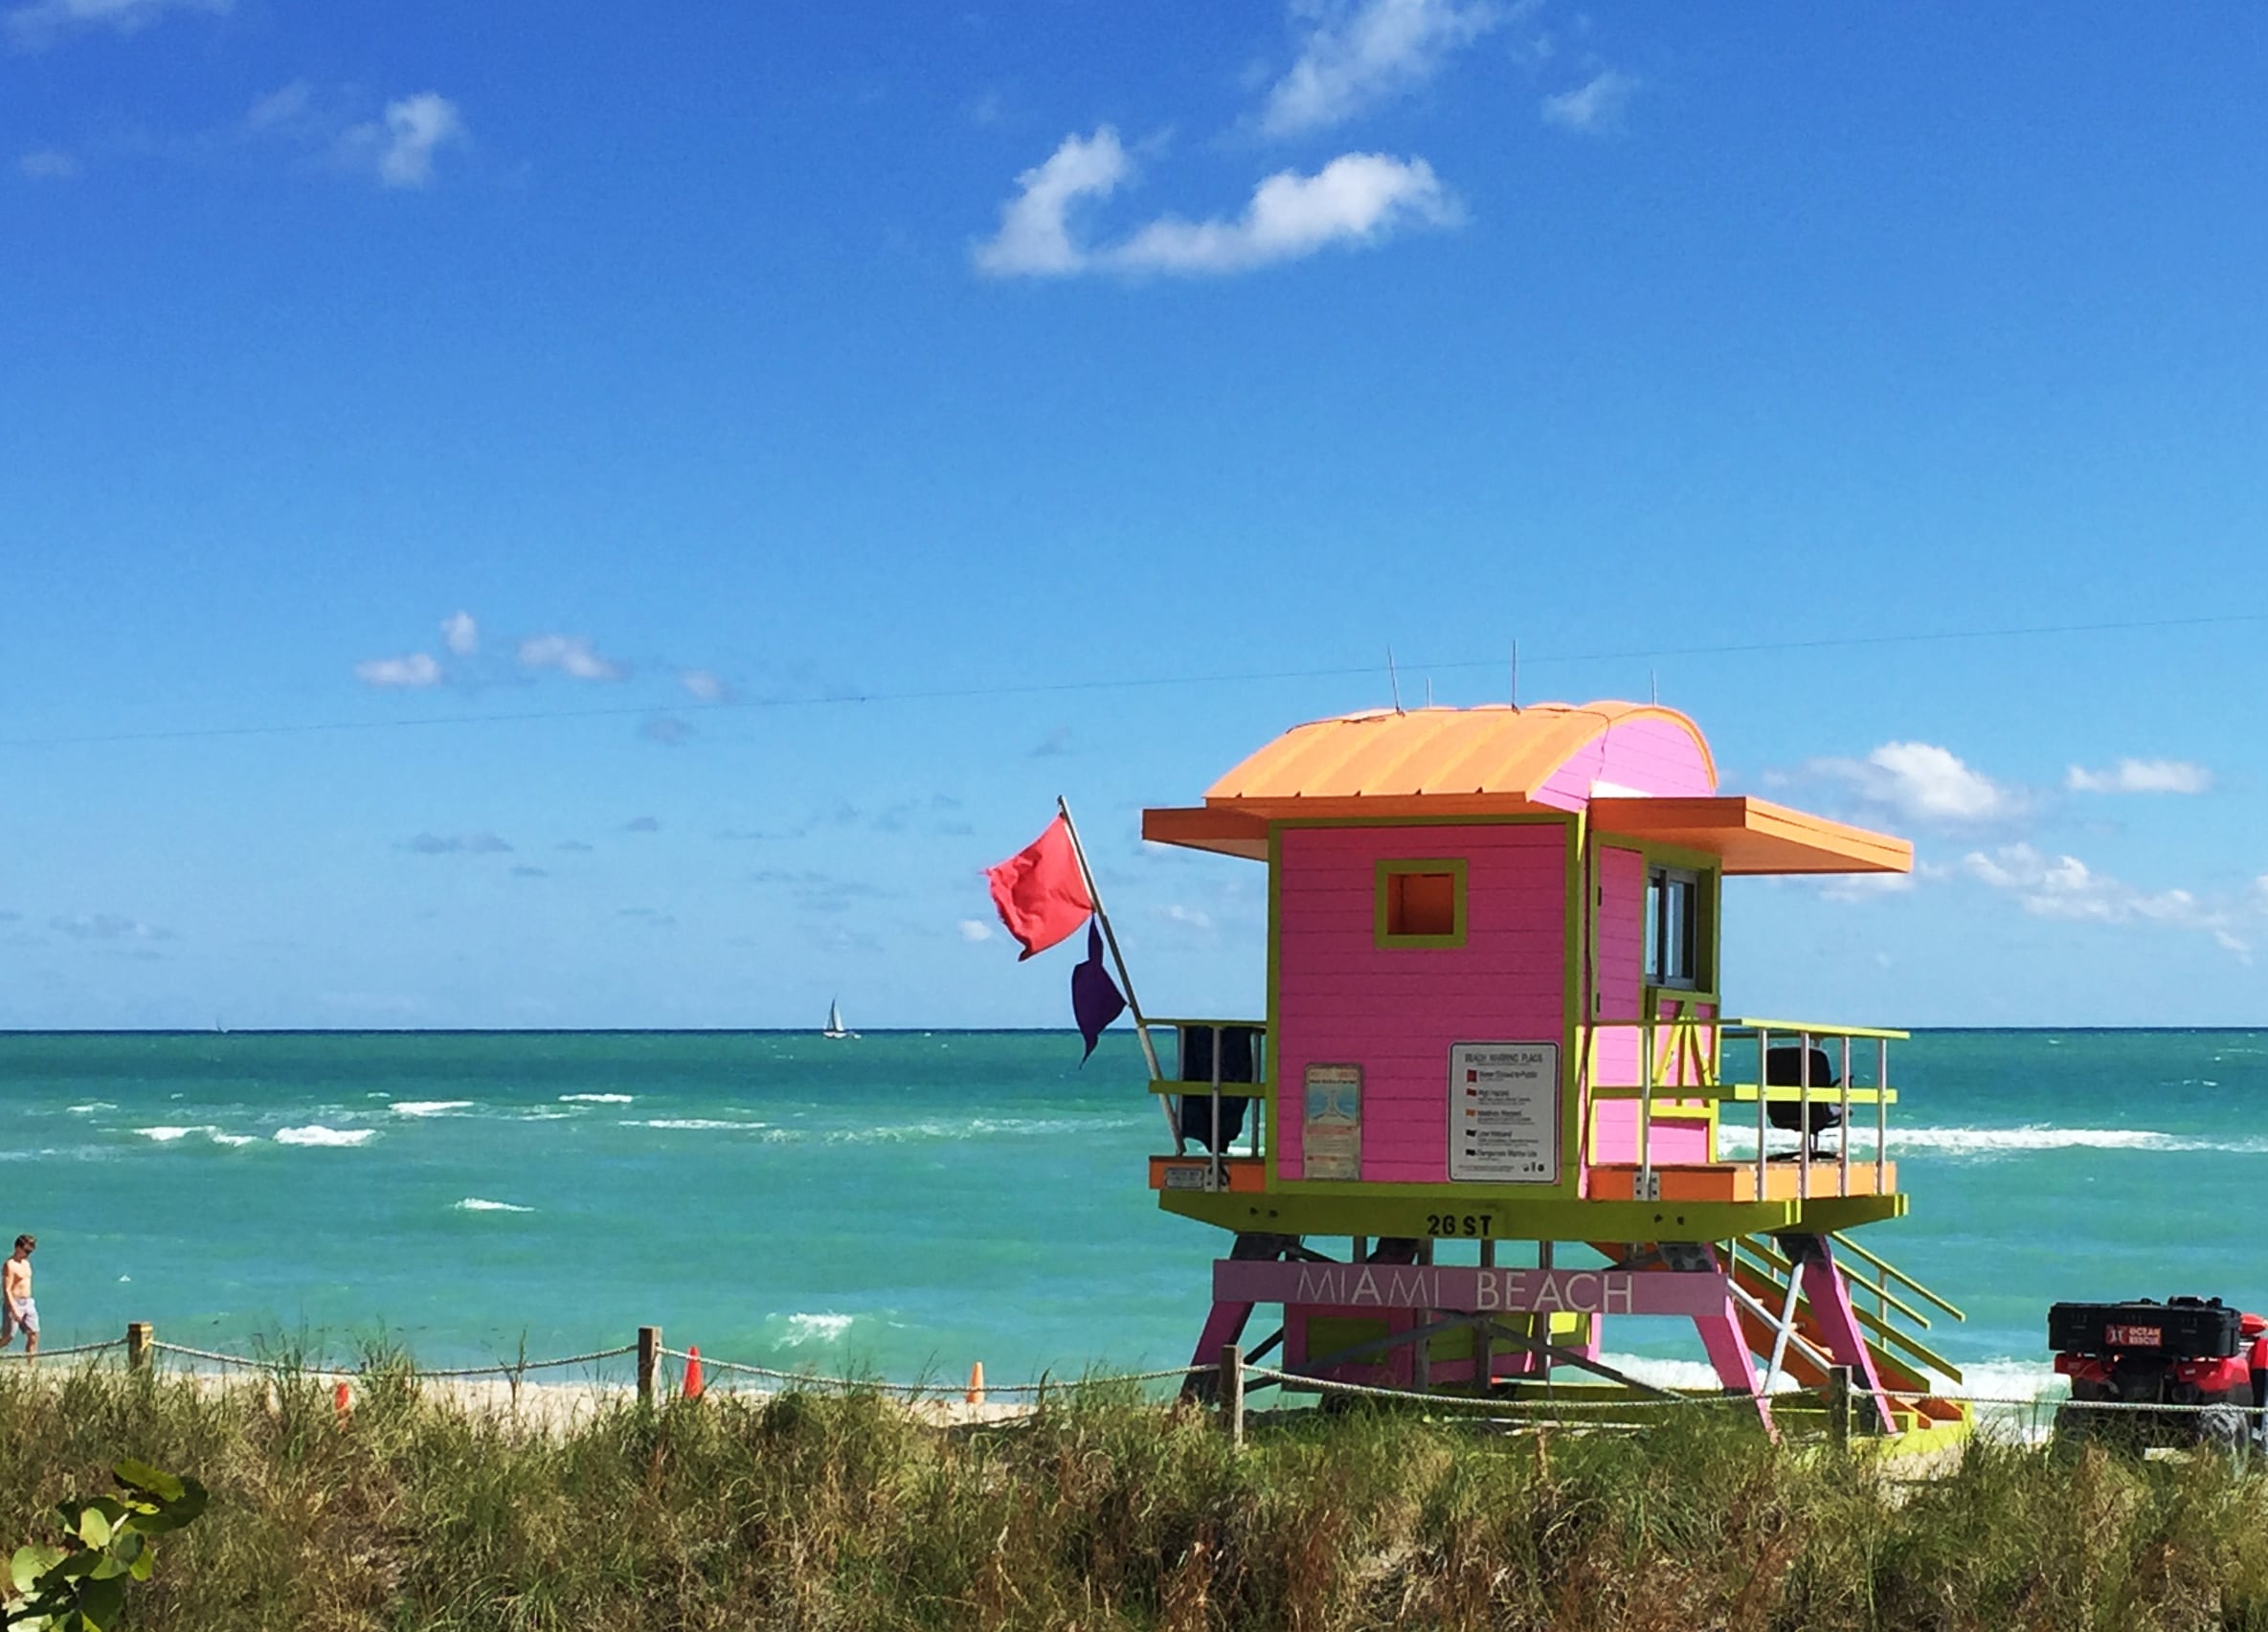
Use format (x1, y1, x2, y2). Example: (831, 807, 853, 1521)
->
(1, 1029, 2260, 1397)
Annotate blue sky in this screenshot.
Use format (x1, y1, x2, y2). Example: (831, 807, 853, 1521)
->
(5, 1, 2265, 1029)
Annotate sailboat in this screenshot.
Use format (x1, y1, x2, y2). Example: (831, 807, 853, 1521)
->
(822, 997, 857, 1040)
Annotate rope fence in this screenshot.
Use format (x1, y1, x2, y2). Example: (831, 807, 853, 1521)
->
(11, 1323, 2267, 1451)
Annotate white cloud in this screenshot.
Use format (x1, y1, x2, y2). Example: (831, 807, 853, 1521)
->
(973, 127, 1131, 277)
(7, 0, 225, 47)
(976, 130, 1457, 279)
(1962, 842, 2254, 957)
(681, 669, 728, 703)
(956, 918, 996, 944)
(1813, 742, 2019, 825)
(441, 611, 478, 656)
(519, 634, 622, 682)
(245, 80, 313, 133)
(50, 912, 170, 941)
(1260, 0, 1505, 136)
(1160, 903, 1215, 931)
(1540, 68, 1637, 134)
(344, 92, 465, 190)
(1111, 152, 1458, 275)
(18, 148, 79, 179)
(354, 652, 442, 688)
(2066, 758, 2212, 795)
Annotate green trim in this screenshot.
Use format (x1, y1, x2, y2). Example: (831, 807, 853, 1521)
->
(1156, 1188, 1905, 1241)
(1373, 857, 1470, 949)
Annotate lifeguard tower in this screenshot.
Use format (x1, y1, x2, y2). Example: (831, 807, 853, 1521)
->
(1137, 701, 1967, 1440)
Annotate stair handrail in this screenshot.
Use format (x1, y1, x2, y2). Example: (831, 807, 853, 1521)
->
(1830, 1230, 1966, 1322)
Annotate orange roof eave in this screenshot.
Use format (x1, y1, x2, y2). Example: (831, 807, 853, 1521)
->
(1141, 805, 1270, 861)
(1587, 795, 1911, 876)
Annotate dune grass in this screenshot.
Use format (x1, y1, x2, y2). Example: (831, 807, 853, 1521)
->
(6, 1361, 2268, 1631)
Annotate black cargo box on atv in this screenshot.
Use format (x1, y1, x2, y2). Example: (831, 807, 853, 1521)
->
(2049, 1296, 2242, 1360)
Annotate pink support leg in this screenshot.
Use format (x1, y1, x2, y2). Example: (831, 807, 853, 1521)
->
(1694, 1248, 1774, 1434)
(1791, 1236, 1897, 1433)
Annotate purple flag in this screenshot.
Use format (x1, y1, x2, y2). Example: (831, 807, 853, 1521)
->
(1070, 919, 1126, 1063)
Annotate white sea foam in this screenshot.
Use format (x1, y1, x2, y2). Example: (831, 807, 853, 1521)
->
(391, 1100, 475, 1117)
(67, 1103, 115, 1114)
(636, 1118, 764, 1131)
(136, 1126, 211, 1142)
(211, 1133, 262, 1148)
(1716, 1124, 2268, 1158)
(274, 1126, 375, 1148)
(559, 1093, 634, 1104)
(455, 1197, 534, 1213)
(517, 1110, 574, 1121)
(824, 1115, 1137, 1144)
(782, 1312, 854, 1346)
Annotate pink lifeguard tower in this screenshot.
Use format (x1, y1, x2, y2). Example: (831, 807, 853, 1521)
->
(1135, 701, 1967, 1439)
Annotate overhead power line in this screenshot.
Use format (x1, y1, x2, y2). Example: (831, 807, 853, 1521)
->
(5, 609, 2265, 750)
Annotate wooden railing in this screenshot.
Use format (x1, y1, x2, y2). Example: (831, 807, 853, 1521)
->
(1145, 1018, 1269, 1191)
(1584, 1016, 1907, 1202)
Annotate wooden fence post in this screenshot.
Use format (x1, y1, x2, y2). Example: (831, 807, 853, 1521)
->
(126, 1322, 153, 1374)
(1826, 1365, 1853, 1450)
(638, 1327, 662, 1406)
(1220, 1343, 1245, 1449)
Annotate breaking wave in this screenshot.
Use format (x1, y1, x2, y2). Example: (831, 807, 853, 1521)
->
(455, 1197, 534, 1213)
(391, 1101, 475, 1117)
(559, 1093, 634, 1104)
(274, 1126, 375, 1148)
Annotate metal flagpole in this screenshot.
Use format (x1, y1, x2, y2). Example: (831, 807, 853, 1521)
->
(1056, 796, 1179, 1142)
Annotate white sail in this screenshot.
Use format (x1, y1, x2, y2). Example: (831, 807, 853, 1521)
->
(824, 997, 854, 1039)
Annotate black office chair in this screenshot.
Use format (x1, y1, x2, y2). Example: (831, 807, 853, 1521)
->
(1763, 1043, 1842, 1157)
(1177, 1025, 1259, 1152)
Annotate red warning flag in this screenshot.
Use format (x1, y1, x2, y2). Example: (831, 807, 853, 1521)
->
(985, 815, 1094, 960)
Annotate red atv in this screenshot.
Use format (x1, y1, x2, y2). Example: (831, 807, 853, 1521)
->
(2050, 1297, 2268, 1451)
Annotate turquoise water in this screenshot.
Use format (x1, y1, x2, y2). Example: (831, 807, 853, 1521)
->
(0, 1029, 2261, 1394)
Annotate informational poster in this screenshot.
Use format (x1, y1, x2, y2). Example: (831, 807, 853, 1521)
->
(1448, 1042, 1561, 1184)
(1301, 1063, 1362, 1180)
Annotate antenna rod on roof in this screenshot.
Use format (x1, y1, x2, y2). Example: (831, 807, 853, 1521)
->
(1511, 640, 1519, 710)
(1387, 646, 1403, 714)
(1425, 676, 1433, 708)
(1650, 668, 1658, 704)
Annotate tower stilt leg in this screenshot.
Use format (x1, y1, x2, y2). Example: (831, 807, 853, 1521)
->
(1789, 1235, 1897, 1433)
(1694, 1245, 1773, 1433)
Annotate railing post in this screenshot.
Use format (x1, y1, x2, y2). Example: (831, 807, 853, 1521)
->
(126, 1322, 152, 1374)
(1637, 1017, 1654, 1197)
(638, 1326, 662, 1406)
(1220, 1343, 1245, 1448)
(1839, 1035, 1853, 1195)
(1826, 1364, 1853, 1450)
(1755, 1026, 1770, 1199)
(1875, 1038, 1889, 1193)
(1798, 1031, 1812, 1200)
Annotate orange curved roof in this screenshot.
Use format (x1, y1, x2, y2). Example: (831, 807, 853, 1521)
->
(1202, 702, 1714, 809)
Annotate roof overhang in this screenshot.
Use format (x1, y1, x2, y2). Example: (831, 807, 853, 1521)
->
(1141, 805, 1270, 861)
(1588, 795, 1910, 876)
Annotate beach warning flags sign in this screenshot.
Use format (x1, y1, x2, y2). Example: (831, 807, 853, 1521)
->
(984, 815, 1094, 960)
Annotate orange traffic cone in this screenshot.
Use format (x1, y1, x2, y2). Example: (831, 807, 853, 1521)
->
(682, 1345, 705, 1401)
(965, 1361, 985, 1406)
(333, 1380, 352, 1421)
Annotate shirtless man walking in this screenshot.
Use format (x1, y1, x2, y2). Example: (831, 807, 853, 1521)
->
(2, 1235, 35, 1363)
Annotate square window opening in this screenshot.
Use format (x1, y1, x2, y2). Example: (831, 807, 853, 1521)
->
(1388, 871, 1458, 938)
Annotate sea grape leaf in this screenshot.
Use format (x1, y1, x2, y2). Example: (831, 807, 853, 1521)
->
(78, 1573, 125, 1629)
(11, 1544, 63, 1592)
(73, 1509, 109, 1552)
(111, 1463, 182, 1505)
